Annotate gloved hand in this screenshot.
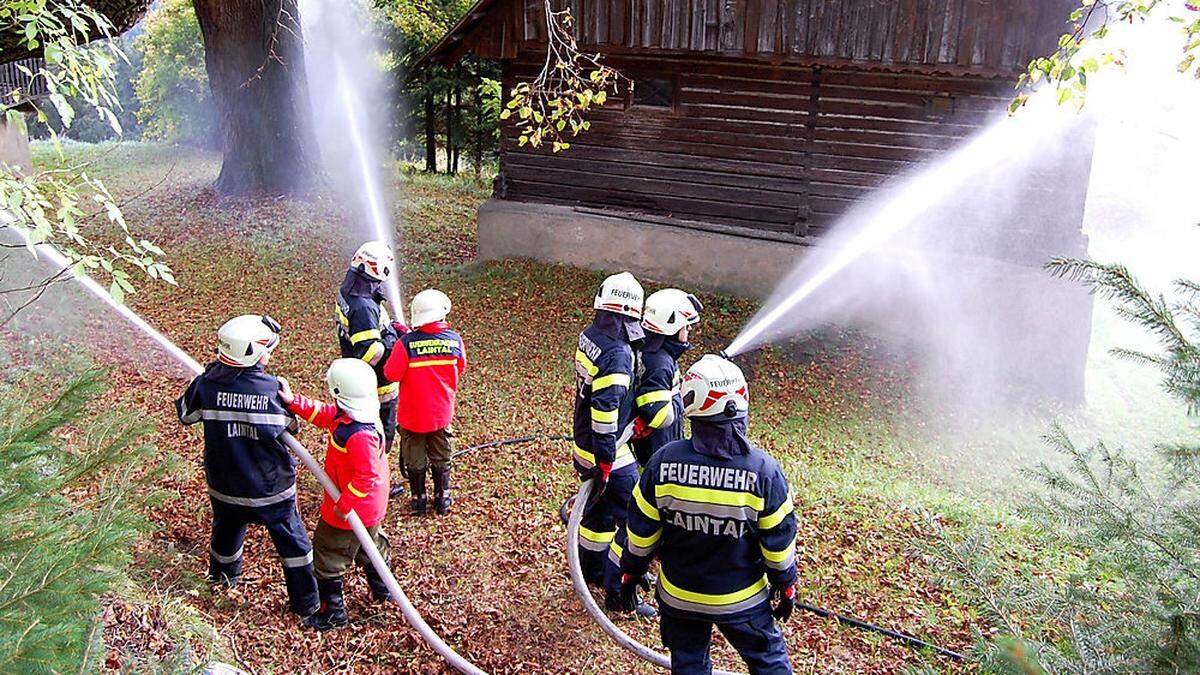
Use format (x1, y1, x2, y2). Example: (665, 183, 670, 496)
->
(618, 573, 649, 610)
(770, 584, 795, 623)
(392, 321, 410, 335)
(587, 461, 613, 503)
(632, 418, 650, 440)
(372, 288, 387, 304)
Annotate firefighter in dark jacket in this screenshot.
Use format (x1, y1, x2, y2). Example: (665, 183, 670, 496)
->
(175, 314, 319, 620)
(620, 355, 798, 674)
(632, 288, 703, 466)
(573, 271, 656, 618)
(336, 240, 405, 498)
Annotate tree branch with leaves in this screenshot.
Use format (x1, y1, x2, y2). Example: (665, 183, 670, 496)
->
(500, 0, 629, 153)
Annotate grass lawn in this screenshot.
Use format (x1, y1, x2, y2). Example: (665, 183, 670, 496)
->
(17, 140, 1192, 673)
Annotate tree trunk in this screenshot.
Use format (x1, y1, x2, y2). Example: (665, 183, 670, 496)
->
(451, 80, 460, 174)
(192, 0, 321, 198)
(444, 87, 453, 175)
(424, 73, 436, 173)
(473, 71, 483, 179)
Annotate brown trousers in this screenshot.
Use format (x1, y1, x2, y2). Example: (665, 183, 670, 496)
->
(400, 426, 455, 472)
(312, 520, 390, 580)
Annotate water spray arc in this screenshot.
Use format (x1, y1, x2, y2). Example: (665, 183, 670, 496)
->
(333, 56, 404, 321)
(17, 235, 481, 674)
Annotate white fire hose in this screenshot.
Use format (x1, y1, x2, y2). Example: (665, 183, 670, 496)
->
(567, 479, 743, 675)
(14, 233, 484, 675)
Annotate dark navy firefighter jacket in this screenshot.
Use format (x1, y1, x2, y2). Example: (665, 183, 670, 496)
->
(335, 269, 399, 401)
(176, 362, 300, 506)
(621, 431, 798, 621)
(573, 312, 641, 475)
(632, 335, 689, 465)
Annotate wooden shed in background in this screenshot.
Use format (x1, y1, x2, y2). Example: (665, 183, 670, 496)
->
(423, 0, 1096, 403)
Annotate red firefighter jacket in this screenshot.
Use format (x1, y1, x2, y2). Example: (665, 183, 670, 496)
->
(382, 321, 466, 433)
(287, 394, 390, 530)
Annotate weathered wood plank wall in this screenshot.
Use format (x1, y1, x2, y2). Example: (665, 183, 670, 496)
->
(497, 53, 1013, 239)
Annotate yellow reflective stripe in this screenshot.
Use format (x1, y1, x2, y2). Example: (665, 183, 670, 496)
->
(350, 329, 382, 344)
(761, 535, 797, 563)
(759, 492, 794, 530)
(627, 527, 661, 549)
(593, 373, 630, 391)
(635, 390, 673, 407)
(573, 444, 633, 465)
(335, 305, 349, 326)
(633, 485, 660, 521)
(378, 382, 399, 395)
(656, 484, 765, 511)
(328, 433, 348, 453)
(648, 405, 672, 429)
(306, 406, 320, 423)
(578, 526, 616, 545)
(346, 482, 369, 498)
(591, 408, 618, 423)
(660, 571, 768, 606)
(575, 349, 599, 376)
(410, 359, 458, 368)
(609, 541, 623, 557)
(362, 342, 384, 364)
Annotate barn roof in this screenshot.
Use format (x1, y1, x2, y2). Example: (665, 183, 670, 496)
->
(421, 0, 1074, 78)
(0, 0, 151, 65)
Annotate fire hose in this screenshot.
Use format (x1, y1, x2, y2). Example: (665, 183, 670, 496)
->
(15, 235, 486, 675)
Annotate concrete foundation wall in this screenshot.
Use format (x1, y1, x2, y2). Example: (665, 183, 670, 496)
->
(0, 115, 32, 174)
(478, 199, 805, 297)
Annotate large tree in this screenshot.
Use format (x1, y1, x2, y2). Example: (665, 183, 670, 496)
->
(191, 0, 320, 197)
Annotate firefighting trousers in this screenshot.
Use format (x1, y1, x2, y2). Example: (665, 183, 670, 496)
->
(381, 397, 404, 474)
(577, 464, 638, 597)
(208, 497, 319, 615)
(312, 519, 390, 580)
(659, 605, 792, 675)
(400, 426, 454, 472)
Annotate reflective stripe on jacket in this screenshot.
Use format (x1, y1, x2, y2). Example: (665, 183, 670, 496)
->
(288, 394, 390, 529)
(382, 321, 466, 433)
(335, 270, 399, 400)
(620, 437, 798, 621)
(632, 337, 687, 462)
(572, 318, 637, 473)
(176, 362, 298, 502)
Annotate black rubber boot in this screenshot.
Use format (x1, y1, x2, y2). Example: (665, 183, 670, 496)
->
(432, 466, 452, 515)
(363, 562, 392, 604)
(388, 483, 406, 500)
(303, 577, 349, 631)
(605, 591, 659, 619)
(408, 469, 428, 515)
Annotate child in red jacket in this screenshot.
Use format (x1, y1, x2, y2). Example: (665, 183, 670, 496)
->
(383, 289, 466, 515)
(280, 358, 391, 631)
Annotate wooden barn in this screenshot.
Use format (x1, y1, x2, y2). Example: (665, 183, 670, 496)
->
(427, 0, 1096, 401)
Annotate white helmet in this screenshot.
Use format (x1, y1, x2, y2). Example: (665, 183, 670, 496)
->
(410, 289, 451, 327)
(216, 315, 281, 367)
(350, 240, 395, 281)
(325, 358, 380, 424)
(681, 354, 749, 419)
(593, 271, 644, 319)
(643, 289, 703, 336)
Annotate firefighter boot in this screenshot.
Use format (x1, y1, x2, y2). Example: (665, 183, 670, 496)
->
(432, 466, 452, 516)
(303, 577, 349, 631)
(605, 590, 659, 619)
(407, 468, 428, 515)
(362, 561, 393, 604)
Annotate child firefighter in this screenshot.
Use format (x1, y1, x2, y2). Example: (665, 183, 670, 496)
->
(279, 358, 391, 631)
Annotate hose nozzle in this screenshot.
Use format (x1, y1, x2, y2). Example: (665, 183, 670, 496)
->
(718, 350, 730, 360)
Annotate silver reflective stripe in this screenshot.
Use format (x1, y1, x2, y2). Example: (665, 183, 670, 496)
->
(180, 404, 203, 424)
(208, 484, 297, 507)
(615, 422, 636, 447)
(764, 549, 796, 571)
(626, 539, 658, 557)
(579, 538, 610, 553)
(611, 453, 637, 471)
(657, 496, 756, 522)
(607, 548, 621, 567)
(200, 409, 293, 426)
(655, 583, 770, 617)
(592, 420, 618, 434)
(379, 389, 398, 403)
(211, 545, 244, 564)
(281, 551, 313, 568)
